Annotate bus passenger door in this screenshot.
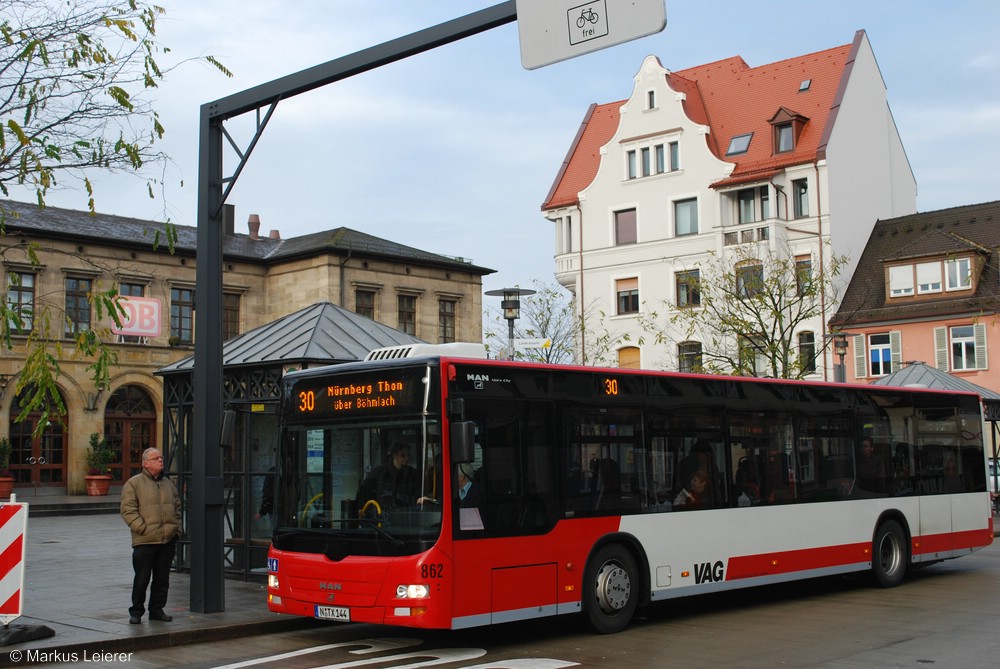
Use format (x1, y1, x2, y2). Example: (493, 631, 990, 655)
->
(917, 445, 953, 556)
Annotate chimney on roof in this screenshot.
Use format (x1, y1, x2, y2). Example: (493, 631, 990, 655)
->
(248, 214, 261, 240)
(269, 229, 280, 240)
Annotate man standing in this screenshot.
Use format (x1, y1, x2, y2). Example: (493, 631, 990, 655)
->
(120, 447, 181, 624)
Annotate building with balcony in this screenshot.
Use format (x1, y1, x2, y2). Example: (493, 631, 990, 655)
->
(542, 30, 916, 375)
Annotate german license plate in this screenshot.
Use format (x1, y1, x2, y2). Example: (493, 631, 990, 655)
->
(315, 605, 350, 622)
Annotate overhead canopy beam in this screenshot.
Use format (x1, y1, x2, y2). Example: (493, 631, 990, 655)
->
(207, 2, 516, 123)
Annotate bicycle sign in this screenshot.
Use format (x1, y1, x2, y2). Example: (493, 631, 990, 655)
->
(576, 7, 600, 30)
(516, 0, 666, 70)
(569, 2, 609, 46)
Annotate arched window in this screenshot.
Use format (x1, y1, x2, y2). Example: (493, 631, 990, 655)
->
(104, 385, 156, 481)
(618, 347, 640, 369)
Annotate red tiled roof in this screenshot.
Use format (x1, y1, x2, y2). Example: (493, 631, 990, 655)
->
(542, 101, 623, 210)
(542, 34, 860, 210)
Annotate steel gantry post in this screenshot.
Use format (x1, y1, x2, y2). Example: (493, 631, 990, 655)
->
(192, 2, 516, 613)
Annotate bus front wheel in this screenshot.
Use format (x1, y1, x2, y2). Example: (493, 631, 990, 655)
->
(872, 519, 908, 587)
(583, 544, 638, 634)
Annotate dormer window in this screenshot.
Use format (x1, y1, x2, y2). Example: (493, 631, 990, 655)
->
(726, 133, 753, 156)
(916, 262, 942, 294)
(776, 123, 794, 152)
(946, 257, 972, 290)
(768, 108, 808, 154)
(888, 265, 914, 297)
(887, 256, 975, 299)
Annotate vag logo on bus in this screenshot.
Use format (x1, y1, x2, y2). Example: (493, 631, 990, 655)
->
(693, 560, 725, 584)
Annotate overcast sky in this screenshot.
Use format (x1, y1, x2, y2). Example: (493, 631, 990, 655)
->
(31, 0, 1000, 294)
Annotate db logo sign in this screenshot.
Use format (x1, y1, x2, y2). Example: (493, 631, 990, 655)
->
(111, 297, 162, 337)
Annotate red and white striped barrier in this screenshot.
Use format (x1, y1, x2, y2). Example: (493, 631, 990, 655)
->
(0, 494, 28, 626)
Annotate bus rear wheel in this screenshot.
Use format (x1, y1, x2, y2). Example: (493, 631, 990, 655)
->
(584, 544, 638, 634)
(872, 519, 908, 587)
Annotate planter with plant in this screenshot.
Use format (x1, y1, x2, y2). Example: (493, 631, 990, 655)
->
(84, 432, 114, 496)
(0, 437, 13, 499)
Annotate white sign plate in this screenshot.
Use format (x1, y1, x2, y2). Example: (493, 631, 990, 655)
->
(516, 0, 667, 70)
(514, 338, 552, 350)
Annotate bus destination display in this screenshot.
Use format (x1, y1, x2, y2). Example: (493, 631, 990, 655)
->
(291, 370, 425, 419)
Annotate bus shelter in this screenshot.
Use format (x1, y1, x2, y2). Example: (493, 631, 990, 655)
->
(156, 301, 422, 580)
(873, 361, 1000, 505)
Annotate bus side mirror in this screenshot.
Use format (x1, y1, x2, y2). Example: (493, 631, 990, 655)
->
(451, 421, 476, 463)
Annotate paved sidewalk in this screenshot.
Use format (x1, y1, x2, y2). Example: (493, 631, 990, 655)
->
(0, 496, 318, 666)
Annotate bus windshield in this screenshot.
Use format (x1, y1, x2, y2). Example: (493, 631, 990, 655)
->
(275, 418, 442, 557)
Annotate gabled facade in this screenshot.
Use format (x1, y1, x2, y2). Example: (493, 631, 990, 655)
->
(830, 201, 1000, 391)
(0, 200, 493, 494)
(542, 31, 915, 376)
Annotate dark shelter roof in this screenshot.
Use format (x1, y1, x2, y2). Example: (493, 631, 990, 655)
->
(156, 301, 423, 374)
(872, 361, 1000, 423)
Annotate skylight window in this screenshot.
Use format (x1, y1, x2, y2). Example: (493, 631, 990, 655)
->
(799, 79, 812, 92)
(726, 133, 753, 156)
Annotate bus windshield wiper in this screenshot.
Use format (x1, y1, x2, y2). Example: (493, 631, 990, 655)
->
(276, 519, 403, 546)
(274, 527, 336, 538)
(356, 517, 404, 546)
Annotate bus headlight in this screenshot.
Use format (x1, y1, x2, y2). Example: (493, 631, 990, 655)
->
(395, 584, 429, 599)
(268, 574, 280, 589)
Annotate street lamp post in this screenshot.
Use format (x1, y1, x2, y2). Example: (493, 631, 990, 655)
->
(829, 332, 856, 383)
(485, 287, 535, 360)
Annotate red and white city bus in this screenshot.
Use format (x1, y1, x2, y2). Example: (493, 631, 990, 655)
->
(266, 343, 994, 633)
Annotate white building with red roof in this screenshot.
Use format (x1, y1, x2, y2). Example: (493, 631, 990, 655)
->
(542, 30, 916, 378)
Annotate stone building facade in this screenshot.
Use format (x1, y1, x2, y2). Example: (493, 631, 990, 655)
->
(0, 200, 493, 495)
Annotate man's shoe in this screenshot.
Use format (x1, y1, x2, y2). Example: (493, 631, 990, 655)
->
(128, 615, 142, 624)
(149, 611, 173, 622)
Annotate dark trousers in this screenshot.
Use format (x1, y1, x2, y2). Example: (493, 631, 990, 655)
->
(130, 538, 176, 617)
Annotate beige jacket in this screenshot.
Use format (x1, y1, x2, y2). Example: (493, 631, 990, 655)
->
(120, 469, 181, 547)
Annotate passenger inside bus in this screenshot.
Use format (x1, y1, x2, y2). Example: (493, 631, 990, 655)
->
(673, 470, 708, 508)
(356, 443, 418, 509)
(457, 462, 485, 531)
(733, 455, 761, 506)
(858, 438, 888, 494)
(676, 441, 724, 508)
(457, 463, 483, 508)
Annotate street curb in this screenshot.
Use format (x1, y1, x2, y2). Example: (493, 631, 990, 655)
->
(0, 617, 324, 667)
